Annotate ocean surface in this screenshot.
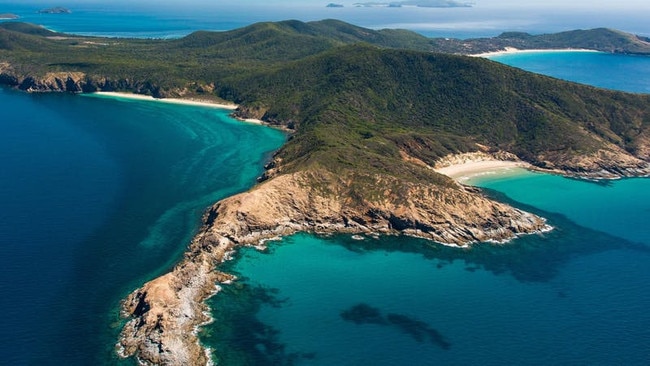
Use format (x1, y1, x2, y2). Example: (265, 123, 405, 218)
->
(0, 3, 650, 365)
(488, 51, 650, 94)
(1, 1, 650, 39)
(0, 90, 286, 364)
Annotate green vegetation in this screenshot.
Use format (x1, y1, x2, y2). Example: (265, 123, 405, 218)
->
(1, 20, 649, 188)
(431, 28, 650, 55)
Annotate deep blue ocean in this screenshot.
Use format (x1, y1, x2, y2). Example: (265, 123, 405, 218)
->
(1, 3, 650, 365)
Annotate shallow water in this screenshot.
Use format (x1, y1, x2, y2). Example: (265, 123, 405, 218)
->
(207, 173, 650, 365)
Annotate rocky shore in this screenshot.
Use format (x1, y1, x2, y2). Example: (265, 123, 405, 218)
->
(117, 168, 550, 365)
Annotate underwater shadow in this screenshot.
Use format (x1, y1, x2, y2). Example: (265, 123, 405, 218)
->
(340, 303, 452, 350)
(204, 283, 313, 366)
(331, 187, 650, 283)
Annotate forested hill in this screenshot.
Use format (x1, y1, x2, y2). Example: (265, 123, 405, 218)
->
(224, 44, 650, 180)
(431, 28, 650, 55)
(1, 19, 649, 178)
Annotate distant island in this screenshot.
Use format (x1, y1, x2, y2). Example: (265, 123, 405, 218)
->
(354, 0, 472, 7)
(0, 13, 19, 19)
(37, 7, 71, 14)
(326, 3, 344, 7)
(1, 20, 649, 365)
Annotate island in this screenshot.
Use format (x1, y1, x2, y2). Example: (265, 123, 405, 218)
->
(1, 20, 649, 365)
(0, 13, 19, 20)
(37, 7, 71, 14)
(326, 3, 344, 7)
(353, 1, 473, 7)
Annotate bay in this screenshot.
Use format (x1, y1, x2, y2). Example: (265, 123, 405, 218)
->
(488, 51, 650, 94)
(207, 175, 650, 366)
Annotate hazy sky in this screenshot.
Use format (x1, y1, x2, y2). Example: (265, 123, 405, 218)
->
(12, 0, 650, 10)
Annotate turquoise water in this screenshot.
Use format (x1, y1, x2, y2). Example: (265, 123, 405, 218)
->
(0, 88, 285, 364)
(488, 51, 650, 94)
(207, 174, 650, 365)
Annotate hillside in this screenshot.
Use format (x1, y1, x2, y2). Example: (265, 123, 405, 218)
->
(2, 20, 650, 365)
(431, 28, 650, 55)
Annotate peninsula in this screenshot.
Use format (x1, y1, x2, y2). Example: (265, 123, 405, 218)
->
(1, 20, 649, 365)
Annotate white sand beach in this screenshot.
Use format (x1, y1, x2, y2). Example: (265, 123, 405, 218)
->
(435, 159, 531, 182)
(90, 92, 267, 124)
(471, 47, 600, 58)
(92, 91, 239, 110)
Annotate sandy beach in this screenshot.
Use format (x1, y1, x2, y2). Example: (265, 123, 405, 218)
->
(435, 159, 531, 182)
(92, 91, 239, 110)
(471, 47, 600, 58)
(89, 92, 269, 124)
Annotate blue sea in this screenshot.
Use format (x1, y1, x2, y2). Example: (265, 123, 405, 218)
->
(1, 3, 650, 365)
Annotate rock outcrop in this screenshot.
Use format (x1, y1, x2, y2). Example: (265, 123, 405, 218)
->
(0, 65, 189, 98)
(117, 169, 549, 365)
(535, 146, 650, 179)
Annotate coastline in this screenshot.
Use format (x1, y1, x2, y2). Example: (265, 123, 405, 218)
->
(89, 92, 267, 125)
(435, 159, 532, 183)
(117, 164, 550, 365)
(470, 47, 600, 58)
(91, 91, 239, 110)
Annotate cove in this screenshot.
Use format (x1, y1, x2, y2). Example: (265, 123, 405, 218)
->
(205, 173, 650, 365)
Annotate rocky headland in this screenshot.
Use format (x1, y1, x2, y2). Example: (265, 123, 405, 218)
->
(117, 138, 650, 365)
(117, 166, 550, 365)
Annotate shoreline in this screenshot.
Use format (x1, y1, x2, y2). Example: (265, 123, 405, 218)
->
(435, 159, 532, 183)
(117, 168, 550, 365)
(470, 47, 600, 58)
(89, 92, 266, 125)
(91, 91, 238, 110)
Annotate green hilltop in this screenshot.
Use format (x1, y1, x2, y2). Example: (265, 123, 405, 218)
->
(1, 20, 650, 185)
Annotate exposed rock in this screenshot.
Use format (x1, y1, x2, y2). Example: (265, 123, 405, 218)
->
(535, 146, 650, 179)
(118, 169, 549, 365)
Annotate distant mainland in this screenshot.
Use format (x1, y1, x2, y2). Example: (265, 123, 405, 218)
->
(1, 19, 649, 365)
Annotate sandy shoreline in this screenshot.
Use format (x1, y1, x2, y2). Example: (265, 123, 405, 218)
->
(471, 47, 600, 58)
(92, 91, 238, 109)
(435, 159, 531, 182)
(89, 91, 269, 124)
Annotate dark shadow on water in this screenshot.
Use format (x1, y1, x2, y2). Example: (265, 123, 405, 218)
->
(204, 282, 314, 366)
(328, 188, 650, 283)
(340, 303, 387, 325)
(204, 185, 650, 364)
(340, 303, 452, 350)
